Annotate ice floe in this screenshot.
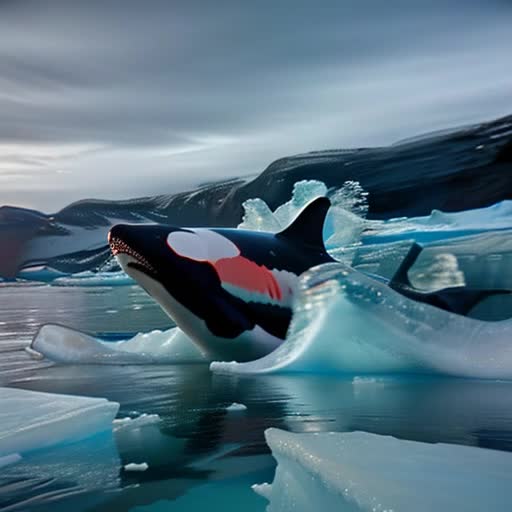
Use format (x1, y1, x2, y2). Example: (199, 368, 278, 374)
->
(30, 323, 208, 364)
(0, 387, 119, 457)
(124, 462, 149, 472)
(211, 263, 512, 379)
(226, 402, 247, 412)
(258, 428, 512, 512)
(113, 413, 161, 431)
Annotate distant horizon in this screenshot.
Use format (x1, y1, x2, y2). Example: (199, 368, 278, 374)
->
(1, 109, 510, 214)
(1, 0, 511, 211)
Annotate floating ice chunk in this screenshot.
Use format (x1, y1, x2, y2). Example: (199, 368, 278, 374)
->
(273, 180, 328, 227)
(0, 387, 119, 457)
(211, 263, 512, 379)
(407, 252, 466, 291)
(252, 482, 272, 500)
(258, 428, 512, 512)
(226, 402, 247, 412)
(31, 323, 208, 364)
(239, 198, 282, 232)
(113, 413, 161, 431)
(124, 462, 149, 472)
(238, 180, 325, 232)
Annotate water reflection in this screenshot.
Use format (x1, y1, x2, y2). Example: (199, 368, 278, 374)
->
(2, 285, 512, 510)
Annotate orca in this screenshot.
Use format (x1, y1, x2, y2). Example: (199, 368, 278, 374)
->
(109, 196, 510, 363)
(387, 242, 511, 317)
(109, 197, 334, 362)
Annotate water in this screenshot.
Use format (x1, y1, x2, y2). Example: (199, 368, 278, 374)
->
(2, 284, 512, 511)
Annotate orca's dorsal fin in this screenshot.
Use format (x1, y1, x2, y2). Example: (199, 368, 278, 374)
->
(276, 196, 330, 250)
(389, 242, 423, 289)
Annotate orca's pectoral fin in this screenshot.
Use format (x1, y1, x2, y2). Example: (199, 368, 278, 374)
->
(276, 196, 331, 251)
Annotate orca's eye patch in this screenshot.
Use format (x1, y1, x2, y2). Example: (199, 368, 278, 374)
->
(166, 230, 240, 262)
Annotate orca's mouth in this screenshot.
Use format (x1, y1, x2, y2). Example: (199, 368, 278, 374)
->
(109, 237, 157, 277)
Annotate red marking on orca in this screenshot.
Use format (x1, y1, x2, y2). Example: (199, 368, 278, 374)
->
(214, 256, 283, 301)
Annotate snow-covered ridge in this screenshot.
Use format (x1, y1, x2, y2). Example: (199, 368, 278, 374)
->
(1, 113, 510, 279)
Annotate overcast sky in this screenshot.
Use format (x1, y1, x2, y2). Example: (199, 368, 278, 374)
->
(1, 0, 511, 211)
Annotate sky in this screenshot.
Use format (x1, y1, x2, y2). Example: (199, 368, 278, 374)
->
(0, 0, 511, 211)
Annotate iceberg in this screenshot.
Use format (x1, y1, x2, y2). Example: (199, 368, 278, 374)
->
(364, 200, 512, 245)
(258, 428, 512, 512)
(0, 387, 119, 457)
(30, 323, 208, 364)
(211, 263, 512, 379)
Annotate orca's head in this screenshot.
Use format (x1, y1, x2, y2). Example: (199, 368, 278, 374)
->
(108, 223, 240, 302)
(108, 223, 268, 355)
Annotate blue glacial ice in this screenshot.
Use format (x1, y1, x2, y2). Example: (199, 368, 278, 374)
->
(256, 428, 512, 512)
(30, 323, 208, 364)
(0, 387, 119, 458)
(239, 179, 368, 259)
(211, 263, 512, 379)
(364, 200, 512, 245)
(240, 180, 512, 255)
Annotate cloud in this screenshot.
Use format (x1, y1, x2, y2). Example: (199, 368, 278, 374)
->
(0, 0, 511, 210)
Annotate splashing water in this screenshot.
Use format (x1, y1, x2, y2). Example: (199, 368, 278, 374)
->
(238, 179, 369, 260)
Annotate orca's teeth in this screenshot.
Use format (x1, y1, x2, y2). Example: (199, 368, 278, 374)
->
(109, 237, 156, 274)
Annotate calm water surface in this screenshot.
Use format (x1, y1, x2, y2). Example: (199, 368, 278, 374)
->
(1, 284, 512, 511)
